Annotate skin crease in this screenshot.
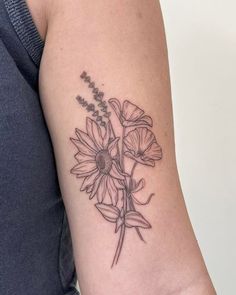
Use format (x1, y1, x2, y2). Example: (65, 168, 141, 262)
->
(26, 0, 216, 294)
(25, 0, 47, 41)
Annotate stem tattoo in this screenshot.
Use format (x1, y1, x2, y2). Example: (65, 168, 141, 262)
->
(70, 71, 163, 267)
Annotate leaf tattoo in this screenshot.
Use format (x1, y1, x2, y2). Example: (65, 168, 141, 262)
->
(70, 71, 163, 267)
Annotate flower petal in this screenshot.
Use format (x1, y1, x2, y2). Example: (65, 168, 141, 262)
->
(70, 138, 96, 156)
(122, 120, 141, 127)
(123, 129, 139, 155)
(75, 152, 94, 163)
(80, 169, 100, 191)
(107, 176, 118, 206)
(109, 161, 125, 180)
(75, 128, 98, 152)
(124, 151, 155, 166)
(108, 137, 120, 158)
(138, 127, 156, 153)
(122, 120, 138, 127)
(113, 178, 125, 189)
(123, 115, 153, 127)
(70, 161, 97, 176)
(123, 116, 152, 127)
(139, 115, 153, 127)
(132, 178, 145, 193)
(122, 100, 144, 121)
(108, 98, 122, 120)
(86, 185, 93, 193)
(89, 173, 103, 199)
(72, 169, 97, 179)
(86, 118, 104, 149)
(103, 121, 111, 148)
(143, 141, 162, 161)
(96, 176, 107, 203)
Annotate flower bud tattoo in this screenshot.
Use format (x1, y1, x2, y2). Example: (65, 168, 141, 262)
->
(70, 71, 163, 267)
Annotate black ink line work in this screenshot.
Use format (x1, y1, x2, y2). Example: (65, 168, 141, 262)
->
(80, 71, 111, 119)
(76, 95, 106, 127)
(70, 72, 163, 267)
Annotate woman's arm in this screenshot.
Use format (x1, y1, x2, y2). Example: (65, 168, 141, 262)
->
(39, 0, 216, 294)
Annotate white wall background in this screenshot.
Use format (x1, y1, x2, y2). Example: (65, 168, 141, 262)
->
(160, 1, 236, 294)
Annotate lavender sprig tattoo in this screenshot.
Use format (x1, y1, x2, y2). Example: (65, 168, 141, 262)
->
(70, 71, 163, 267)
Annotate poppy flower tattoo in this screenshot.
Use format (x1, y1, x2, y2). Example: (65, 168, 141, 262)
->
(70, 71, 163, 267)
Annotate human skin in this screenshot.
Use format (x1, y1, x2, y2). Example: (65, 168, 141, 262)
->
(27, 0, 216, 294)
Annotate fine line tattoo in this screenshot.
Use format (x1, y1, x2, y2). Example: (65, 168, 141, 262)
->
(70, 71, 163, 267)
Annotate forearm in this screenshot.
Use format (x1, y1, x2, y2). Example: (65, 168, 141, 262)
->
(39, 0, 215, 294)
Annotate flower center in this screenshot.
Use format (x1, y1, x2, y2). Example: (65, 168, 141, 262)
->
(96, 150, 112, 174)
(137, 149, 144, 157)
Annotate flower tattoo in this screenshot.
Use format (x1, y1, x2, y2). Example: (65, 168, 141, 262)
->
(124, 127, 162, 166)
(109, 98, 153, 127)
(70, 71, 163, 267)
(71, 119, 125, 205)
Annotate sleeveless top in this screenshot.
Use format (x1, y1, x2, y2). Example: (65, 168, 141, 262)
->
(0, 0, 79, 294)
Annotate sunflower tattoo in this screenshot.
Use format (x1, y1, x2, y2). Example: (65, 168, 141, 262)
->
(70, 71, 163, 267)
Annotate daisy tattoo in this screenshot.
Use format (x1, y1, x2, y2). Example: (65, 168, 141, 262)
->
(70, 71, 163, 267)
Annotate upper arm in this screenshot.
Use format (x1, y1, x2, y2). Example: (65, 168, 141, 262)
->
(39, 1, 214, 294)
